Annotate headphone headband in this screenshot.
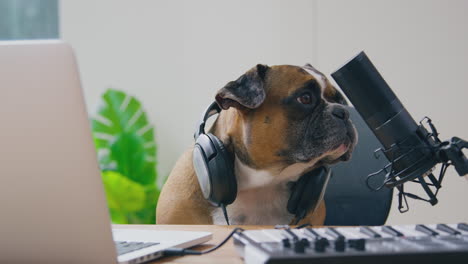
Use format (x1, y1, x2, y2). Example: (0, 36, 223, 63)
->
(194, 102, 221, 139)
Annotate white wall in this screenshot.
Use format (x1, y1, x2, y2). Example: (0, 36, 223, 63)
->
(315, 0, 468, 224)
(60, 0, 316, 185)
(61, 0, 468, 224)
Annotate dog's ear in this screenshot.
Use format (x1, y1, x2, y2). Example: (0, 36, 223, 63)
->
(303, 63, 318, 72)
(215, 64, 269, 110)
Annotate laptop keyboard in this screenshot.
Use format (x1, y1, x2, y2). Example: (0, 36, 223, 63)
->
(115, 241, 160, 256)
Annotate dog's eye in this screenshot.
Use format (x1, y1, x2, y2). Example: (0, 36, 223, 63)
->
(297, 93, 312, 105)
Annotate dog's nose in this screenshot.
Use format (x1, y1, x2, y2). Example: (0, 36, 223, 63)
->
(332, 107, 349, 121)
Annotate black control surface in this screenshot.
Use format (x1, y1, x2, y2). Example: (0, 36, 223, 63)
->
(233, 223, 468, 264)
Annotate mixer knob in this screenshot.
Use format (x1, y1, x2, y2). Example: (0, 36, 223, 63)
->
(300, 238, 310, 247)
(282, 238, 291, 248)
(334, 237, 346, 252)
(349, 239, 366, 251)
(314, 238, 329, 252)
(294, 240, 306, 253)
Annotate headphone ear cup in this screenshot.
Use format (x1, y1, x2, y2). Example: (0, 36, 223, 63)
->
(287, 167, 331, 219)
(193, 134, 216, 201)
(287, 181, 306, 215)
(206, 133, 237, 205)
(193, 133, 237, 206)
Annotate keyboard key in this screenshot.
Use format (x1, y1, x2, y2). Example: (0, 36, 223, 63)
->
(326, 228, 345, 240)
(261, 229, 288, 242)
(382, 226, 404, 237)
(416, 225, 439, 236)
(311, 228, 334, 240)
(284, 229, 299, 241)
(458, 223, 468, 232)
(360, 226, 382, 238)
(396, 225, 429, 237)
(436, 224, 461, 235)
(305, 228, 322, 239)
(336, 227, 366, 239)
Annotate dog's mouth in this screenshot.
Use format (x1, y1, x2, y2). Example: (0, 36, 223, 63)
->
(337, 122, 358, 161)
(337, 142, 353, 161)
(318, 126, 357, 165)
(320, 142, 351, 164)
(282, 119, 358, 167)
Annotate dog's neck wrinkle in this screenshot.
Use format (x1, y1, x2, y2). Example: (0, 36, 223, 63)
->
(235, 156, 274, 190)
(235, 155, 316, 191)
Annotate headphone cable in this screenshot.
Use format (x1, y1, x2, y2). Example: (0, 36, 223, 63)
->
(221, 203, 230, 225)
(163, 227, 244, 256)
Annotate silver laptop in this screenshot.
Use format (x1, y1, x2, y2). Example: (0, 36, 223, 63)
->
(0, 40, 211, 263)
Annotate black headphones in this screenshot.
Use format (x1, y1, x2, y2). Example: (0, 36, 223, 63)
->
(193, 102, 331, 225)
(287, 166, 331, 224)
(192, 102, 237, 210)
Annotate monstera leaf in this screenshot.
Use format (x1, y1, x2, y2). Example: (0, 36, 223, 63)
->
(92, 89, 157, 183)
(91, 89, 159, 224)
(102, 171, 146, 212)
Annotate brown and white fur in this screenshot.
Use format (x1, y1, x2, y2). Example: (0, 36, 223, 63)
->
(157, 64, 357, 225)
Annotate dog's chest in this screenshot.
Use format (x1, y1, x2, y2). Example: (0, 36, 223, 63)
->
(211, 182, 295, 225)
(210, 157, 309, 225)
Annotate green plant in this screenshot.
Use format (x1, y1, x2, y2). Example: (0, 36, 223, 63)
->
(91, 89, 159, 224)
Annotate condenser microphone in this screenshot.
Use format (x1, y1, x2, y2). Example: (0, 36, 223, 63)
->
(331, 51, 467, 212)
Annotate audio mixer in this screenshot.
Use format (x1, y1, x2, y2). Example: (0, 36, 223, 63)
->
(233, 223, 468, 263)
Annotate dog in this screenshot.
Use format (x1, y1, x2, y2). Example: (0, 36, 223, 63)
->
(156, 64, 357, 225)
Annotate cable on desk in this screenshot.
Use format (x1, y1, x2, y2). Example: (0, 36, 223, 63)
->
(163, 227, 245, 256)
(295, 223, 312, 229)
